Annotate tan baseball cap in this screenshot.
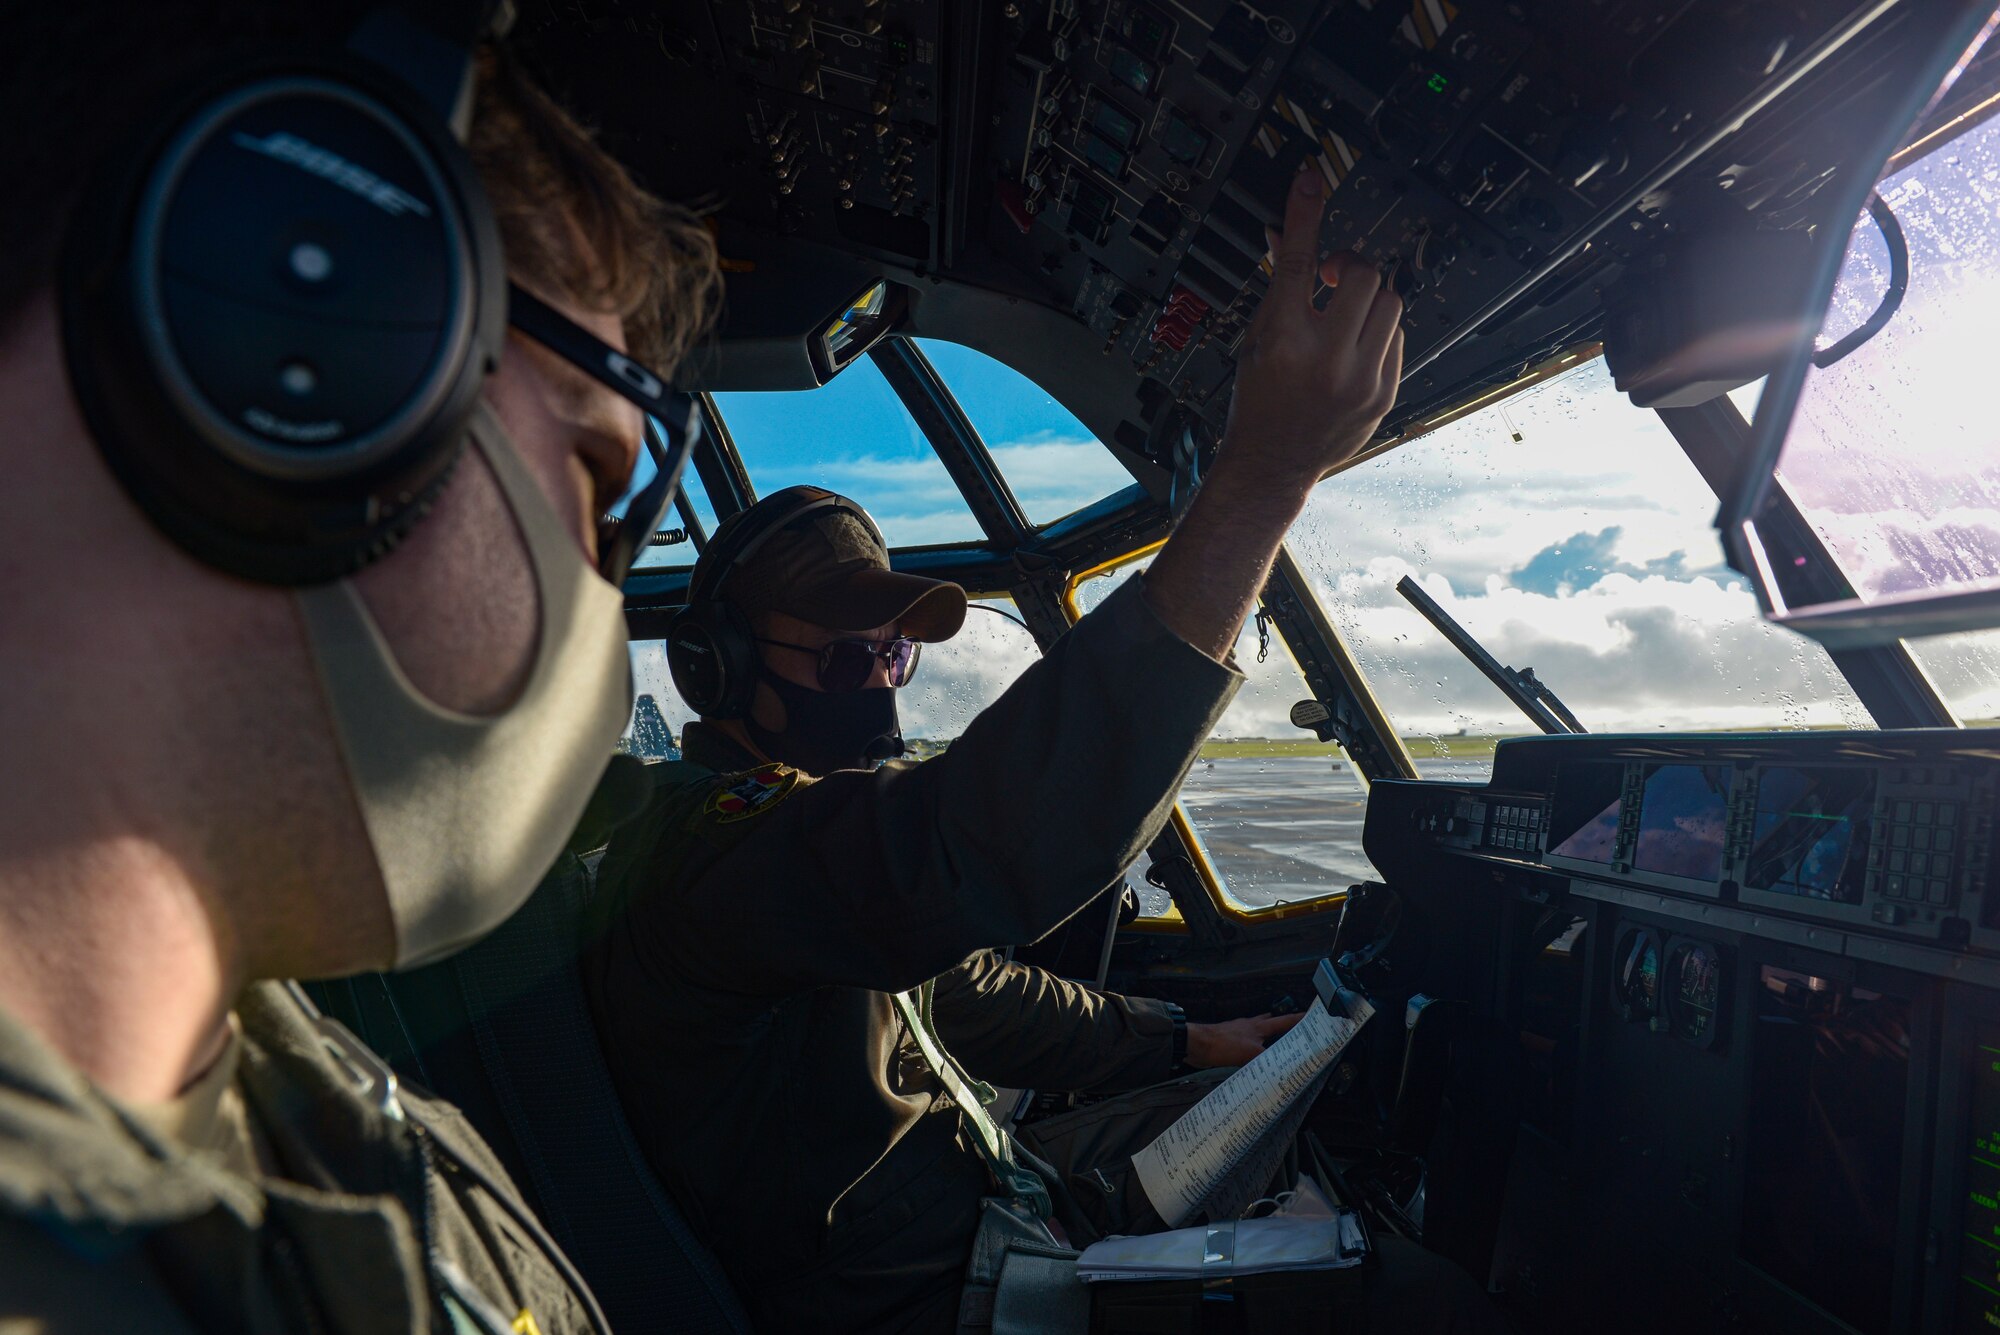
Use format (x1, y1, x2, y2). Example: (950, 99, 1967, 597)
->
(707, 490, 967, 641)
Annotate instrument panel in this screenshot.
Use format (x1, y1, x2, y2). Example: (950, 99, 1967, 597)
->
(1381, 733, 2000, 949)
(977, 0, 1882, 449)
(1369, 733, 2000, 1334)
(513, 0, 1934, 480)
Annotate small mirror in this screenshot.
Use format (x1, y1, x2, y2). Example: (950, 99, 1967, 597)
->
(1724, 8, 2000, 650)
(812, 280, 907, 382)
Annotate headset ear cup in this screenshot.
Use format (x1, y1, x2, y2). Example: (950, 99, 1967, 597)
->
(711, 600, 763, 719)
(59, 55, 505, 586)
(666, 600, 763, 720)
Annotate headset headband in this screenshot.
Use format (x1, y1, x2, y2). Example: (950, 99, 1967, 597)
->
(688, 487, 887, 607)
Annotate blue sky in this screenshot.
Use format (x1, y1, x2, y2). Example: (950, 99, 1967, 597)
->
(706, 342, 1134, 547)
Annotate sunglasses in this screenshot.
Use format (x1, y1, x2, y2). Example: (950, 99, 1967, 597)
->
(757, 636, 925, 692)
(506, 283, 700, 586)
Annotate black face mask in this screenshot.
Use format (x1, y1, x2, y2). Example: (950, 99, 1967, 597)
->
(749, 671, 906, 775)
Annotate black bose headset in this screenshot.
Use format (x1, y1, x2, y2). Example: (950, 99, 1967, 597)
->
(666, 485, 888, 718)
(58, 6, 506, 585)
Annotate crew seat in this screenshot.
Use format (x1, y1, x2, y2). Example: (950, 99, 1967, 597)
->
(306, 840, 753, 1335)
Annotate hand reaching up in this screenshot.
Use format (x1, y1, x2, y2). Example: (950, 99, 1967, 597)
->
(1138, 164, 1405, 665)
(1220, 165, 1405, 487)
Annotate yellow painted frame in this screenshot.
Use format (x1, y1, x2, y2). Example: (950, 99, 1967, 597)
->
(1062, 543, 1357, 928)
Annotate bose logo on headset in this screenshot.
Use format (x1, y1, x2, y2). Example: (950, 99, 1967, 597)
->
(230, 130, 433, 218)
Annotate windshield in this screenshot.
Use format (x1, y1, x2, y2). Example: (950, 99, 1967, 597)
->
(1290, 357, 1872, 779)
(1766, 110, 2000, 716)
(710, 357, 985, 548)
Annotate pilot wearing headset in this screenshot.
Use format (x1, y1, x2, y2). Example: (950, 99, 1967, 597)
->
(0, 5, 717, 1330)
(584, 171, 1497, 1331)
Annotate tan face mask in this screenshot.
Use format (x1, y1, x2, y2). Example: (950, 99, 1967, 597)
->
(295, 401, 633, 969)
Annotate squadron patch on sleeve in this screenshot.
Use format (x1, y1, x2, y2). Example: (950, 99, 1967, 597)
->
(704, 763, 802, 823)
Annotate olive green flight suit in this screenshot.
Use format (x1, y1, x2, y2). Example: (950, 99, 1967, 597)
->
(0, 980, 602, 1335)
(583, 579, 1242, 1334)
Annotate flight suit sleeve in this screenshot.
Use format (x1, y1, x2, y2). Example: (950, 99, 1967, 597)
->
(638, 578, 1241, 998)
(929, 951, 1177, 1095)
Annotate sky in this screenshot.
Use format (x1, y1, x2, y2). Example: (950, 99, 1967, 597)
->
(627, 143, 2000, 747)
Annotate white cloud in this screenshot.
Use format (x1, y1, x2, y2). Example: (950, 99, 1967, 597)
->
(986, 436, 1137, 520)
(779, 435, 1135, 547)
(1288, 359, 1877, 736)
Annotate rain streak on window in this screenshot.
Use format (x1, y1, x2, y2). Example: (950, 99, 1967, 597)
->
(1770, 111, 2000, 725)
(894, 599, 1041, 757)
(1286, 356, 1872, 782)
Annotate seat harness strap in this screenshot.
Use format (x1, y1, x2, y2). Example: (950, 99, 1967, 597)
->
(891, 982, 1053, 1221)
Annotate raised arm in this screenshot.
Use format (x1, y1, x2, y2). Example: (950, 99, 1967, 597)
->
(1145, 165, 1405, 662)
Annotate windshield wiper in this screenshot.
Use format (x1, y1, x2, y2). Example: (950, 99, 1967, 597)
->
(1395, 576, 1588, 735)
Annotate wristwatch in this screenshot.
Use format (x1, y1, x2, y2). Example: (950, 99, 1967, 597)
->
(1164, 1002, 1188, 1070)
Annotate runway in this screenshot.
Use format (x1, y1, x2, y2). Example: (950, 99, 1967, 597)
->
(1130, 756, 1491, 914)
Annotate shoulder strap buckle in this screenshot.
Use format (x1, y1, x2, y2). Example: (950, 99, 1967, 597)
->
(285, 980, 405, 1123)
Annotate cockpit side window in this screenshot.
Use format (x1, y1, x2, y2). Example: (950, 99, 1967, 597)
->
(624, 642, 696, 761)
(1765, 110, 2000, 723)
(1287, 356, 1874, 781)
(893, 597, 1041, 756)
(1071, 552, 1379, 919)
(623, 595, 1037, 764)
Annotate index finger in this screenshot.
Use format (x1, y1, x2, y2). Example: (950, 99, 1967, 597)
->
(1267, 166, 1328, 309)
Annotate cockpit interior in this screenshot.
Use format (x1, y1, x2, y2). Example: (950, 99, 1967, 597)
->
(305, 1, 2000, 1331)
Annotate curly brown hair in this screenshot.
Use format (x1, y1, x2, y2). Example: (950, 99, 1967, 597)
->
(1, 7, 719, 376)
(471, 47, 720, 375)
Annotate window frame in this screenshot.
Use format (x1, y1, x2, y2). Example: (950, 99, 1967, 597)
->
(1062, 541, 1369, 928)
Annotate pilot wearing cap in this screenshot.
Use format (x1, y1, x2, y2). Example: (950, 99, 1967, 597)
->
(585, 485, 1494, 1334)
(585, 158, 1494, 1335)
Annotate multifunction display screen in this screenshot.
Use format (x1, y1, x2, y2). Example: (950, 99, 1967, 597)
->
(1632, 764, 1732, 882)
(1548, 762, 1624, 863)
(1745, 767, 1876, 903)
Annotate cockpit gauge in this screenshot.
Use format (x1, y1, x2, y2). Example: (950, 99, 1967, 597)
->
(1665, 939, 1727, 1050)
(1611, 927, 1664, 1025)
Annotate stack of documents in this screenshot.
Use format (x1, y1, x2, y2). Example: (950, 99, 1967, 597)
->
(1130, 986, 1374, 1227)
(1075, 1208, 1368, 1282)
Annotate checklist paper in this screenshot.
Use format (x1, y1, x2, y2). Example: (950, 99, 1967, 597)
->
(1131, 987, 1374, 1228)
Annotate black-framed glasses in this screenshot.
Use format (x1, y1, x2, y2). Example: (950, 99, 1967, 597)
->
(506, 282, 701, 586)
(756, 636, 924, 692)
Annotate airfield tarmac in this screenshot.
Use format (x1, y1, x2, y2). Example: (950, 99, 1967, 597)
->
(1129, 755, 1492, 914)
